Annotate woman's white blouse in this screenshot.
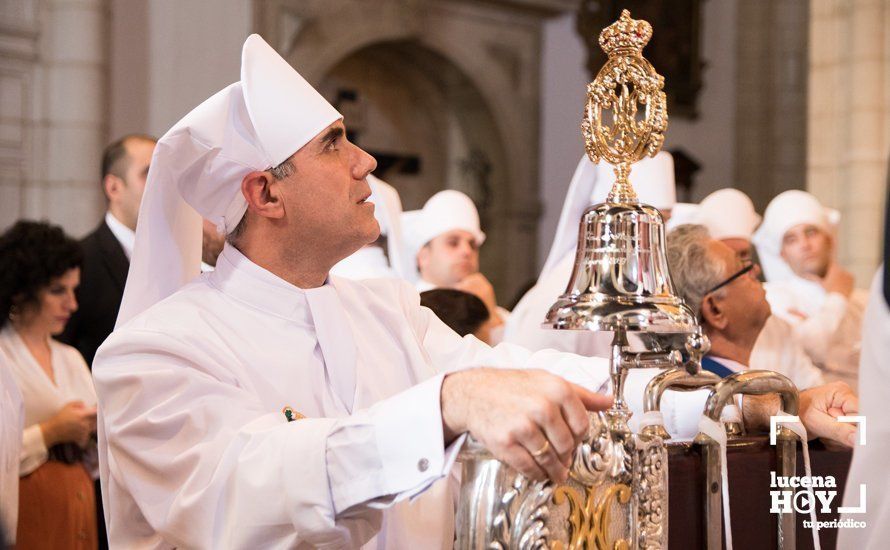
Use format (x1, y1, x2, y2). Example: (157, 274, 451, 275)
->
(0, 326, 97, 476)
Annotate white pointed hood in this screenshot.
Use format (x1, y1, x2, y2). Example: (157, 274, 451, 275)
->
(116, 34, 342, 327)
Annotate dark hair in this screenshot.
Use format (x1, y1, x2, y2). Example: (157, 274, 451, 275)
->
(420, 288, 490, 337)
(0, 221, 83, 329)
(101, 133, 157, 180)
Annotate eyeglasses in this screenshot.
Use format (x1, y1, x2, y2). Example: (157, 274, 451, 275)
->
(706, 263, 755, 295)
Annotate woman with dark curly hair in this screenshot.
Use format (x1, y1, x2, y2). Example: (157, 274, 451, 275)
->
(0, 220, 99, 549)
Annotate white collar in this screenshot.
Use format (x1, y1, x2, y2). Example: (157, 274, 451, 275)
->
(105, 212, 136, 260)
(207, 243, 340, 323)
(416, 278, 436, 293)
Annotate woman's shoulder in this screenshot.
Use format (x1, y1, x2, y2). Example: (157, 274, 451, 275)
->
(49, 338, 90, 371)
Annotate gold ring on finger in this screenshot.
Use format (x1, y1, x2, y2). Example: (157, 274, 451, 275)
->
(530, 440, 550, 458)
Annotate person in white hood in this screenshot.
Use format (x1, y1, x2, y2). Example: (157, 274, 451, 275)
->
(402, 190, 508, 338)
(753, 190, 867, 387)
(92, 34, 619, 549)
(330, 174, 409, 280)
(504, 152, 676, 356)
(671, 188, 825, 389)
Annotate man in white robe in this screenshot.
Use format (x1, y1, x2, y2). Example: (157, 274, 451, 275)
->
(838, 266, 888, 549)
(672, 188, 825, 385)
(504, 152, 676, 356)
(753, 190, 867, 386)
(93, 34, 615, 549)
(330, 175, 408, 280)
(402, 190, 508, 339)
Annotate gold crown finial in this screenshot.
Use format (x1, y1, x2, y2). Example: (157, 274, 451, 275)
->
(582, 10, 667, 203)
(598, 10, 652, 56)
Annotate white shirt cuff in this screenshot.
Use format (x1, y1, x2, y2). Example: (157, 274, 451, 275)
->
(328, 374, 459, 514)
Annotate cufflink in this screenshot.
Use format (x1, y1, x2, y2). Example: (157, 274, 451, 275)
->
(417, 458, 430, 472)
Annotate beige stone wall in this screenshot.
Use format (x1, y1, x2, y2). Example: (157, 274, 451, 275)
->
(735, 0, 809, 213)
(0, 0, 108, 237)
(808, 0, 890, 285)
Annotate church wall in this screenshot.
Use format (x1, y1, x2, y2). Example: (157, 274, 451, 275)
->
(808, 0, 889, 286)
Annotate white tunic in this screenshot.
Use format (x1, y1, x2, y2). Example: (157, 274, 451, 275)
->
(0, 346, 23, 544)
(838, 269, 888, 549)
(750, 316, 825, 389)
(93, 244, 613, 549)
(0, 326, 97, 477)
(765, 278, 867, 386)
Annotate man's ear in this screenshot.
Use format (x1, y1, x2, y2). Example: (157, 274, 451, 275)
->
(103, 174, 123, 201)
(416, 245, 431, 274)
(241, 171, 284, 220)
(700, 293, 727, 330)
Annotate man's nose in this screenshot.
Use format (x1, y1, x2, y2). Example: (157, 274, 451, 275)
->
(751, 263, 762, 279)
(352, 144, 377, 180)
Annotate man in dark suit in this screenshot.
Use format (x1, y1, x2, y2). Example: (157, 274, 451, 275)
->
(60, 134, 156, 366)
(58, 134, 155, 549)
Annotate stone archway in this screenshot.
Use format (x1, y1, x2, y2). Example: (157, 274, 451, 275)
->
(254, 0, 572, 301)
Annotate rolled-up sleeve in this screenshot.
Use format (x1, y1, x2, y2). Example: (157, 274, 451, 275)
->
(19, 424, 47, 476)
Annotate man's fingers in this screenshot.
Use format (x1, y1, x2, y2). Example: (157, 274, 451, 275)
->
(560, 395, 592, 441)
(820, 421, 857, 448)
(572, 383, 613, 412)
(515, 425, 568, 483)
(502, 444, 548, 481)
(528, 398, 577, 461)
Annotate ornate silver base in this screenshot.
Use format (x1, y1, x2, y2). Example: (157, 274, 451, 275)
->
(455, 412, 668, 549)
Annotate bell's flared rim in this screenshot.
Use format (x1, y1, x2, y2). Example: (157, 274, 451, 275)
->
(543, 292, 697, 333)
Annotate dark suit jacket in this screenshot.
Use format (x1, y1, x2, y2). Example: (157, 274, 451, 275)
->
(59, 220, 129, 367)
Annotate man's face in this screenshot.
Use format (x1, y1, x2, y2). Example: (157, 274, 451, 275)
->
(780, 223, 832, 278)
(417, 229, 480, 286)
(276, 121, 379, 263)
(708, 239, 771, 336)
(720, 238, 760, 277)
(113, 138, 154, 230)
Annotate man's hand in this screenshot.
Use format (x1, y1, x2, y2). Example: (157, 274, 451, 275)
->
(441, 368, 612, 483)
(799, 381, 859, 447)
(813, 261, 854, 298)
(455, 273, 504, 329)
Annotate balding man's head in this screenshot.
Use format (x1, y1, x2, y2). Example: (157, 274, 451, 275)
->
(667, 224, 770, 344)
(102, 134, 157, 231)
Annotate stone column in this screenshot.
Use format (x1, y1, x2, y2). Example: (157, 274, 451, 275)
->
(735, 0, 809, 212)
(28, 0, 109, 237)
(0, 1, 40, 230)
(808, 0, 889, 285)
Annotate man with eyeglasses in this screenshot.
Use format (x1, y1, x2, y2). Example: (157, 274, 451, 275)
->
(667, 224, 826, 391)
(666, 188, 829, 387)
(663, 224, 858, 447)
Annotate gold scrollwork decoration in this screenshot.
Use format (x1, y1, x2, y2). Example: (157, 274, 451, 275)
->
(581, 9, 668, 204)
(550, 483, 632, 550)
